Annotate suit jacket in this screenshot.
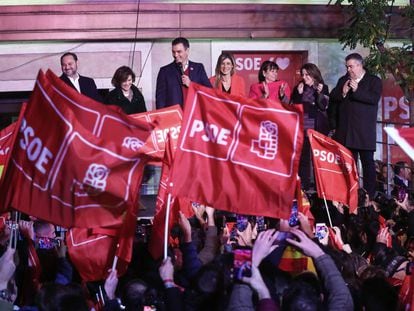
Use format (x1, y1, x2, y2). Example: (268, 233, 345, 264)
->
(209, 74, 246, 97)
(104, 85, 146, 115)
(60, 74, 102, 103)
(156, 60, 211, 109)
(248, 80, 291, 102)
(328, 73, 382, 150)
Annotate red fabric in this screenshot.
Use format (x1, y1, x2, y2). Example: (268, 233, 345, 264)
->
(0, 70, 151, 228)
(384, 127, 414, 161)
(169, 83, 303, 220)
(66, 227, 126, 281)
(0, 122, 18, 182)
(129, 105, 183, 162)
(209, 74, 247, 97)
(148, 137, 193, 260)
(249, 80, 292, 101)
(328, 227, 343, 251)
(308, 129, 359, 213)
(296, 178, 315, 227)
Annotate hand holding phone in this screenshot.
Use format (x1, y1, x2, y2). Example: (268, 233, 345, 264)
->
(315, 223, 329, 245)
(233, 248, 252, 281)
(288, 200, 299, 227)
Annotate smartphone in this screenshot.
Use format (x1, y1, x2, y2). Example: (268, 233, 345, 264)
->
(226, 222, 238, 241)
(256, 216, 266, 233)
(9, 222, 18, 250)
(236, 215, 249, 232)
(397, 187, 407, 203)
(191, 202, 202, 208)
(37, 237, 59, 250)
(315, 223, 329, 245)
(233, 248, 252, 281)
(136, 218, 153, 243)
(288, 200, 299, 227)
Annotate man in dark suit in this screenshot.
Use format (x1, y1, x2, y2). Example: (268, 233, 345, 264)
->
(60, 52, 102, 102)
(328, 53, 382, 199)
(156, 37, 211, 109)
(391, 161, 411, 199)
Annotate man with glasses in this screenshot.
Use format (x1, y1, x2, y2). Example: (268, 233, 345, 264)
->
(328, 53, 382, 199)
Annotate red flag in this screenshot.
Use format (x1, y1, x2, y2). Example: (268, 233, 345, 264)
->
(0, 122, 17, 181)
(308, 129, 358, 212)
(296, 178, 315, 227)
(66, 227, 127, 281)
(169, 83, 303, 220)
(384, 127, 414, 161)
(0, 70, 151, 228)
(148, 136, 193, 260)
(130, 105, 183, 162)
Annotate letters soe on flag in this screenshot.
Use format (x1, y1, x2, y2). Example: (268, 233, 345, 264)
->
(307, 129, 358, 212)
(130, 105, 183, 162)
(0, 70, 153, 229)
(170, 83, 304, 220)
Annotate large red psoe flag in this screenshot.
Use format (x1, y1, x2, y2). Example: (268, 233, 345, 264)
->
(169, 83, 304, 220)
(0, 70, 152, 228)
(308, 129, 358, 212)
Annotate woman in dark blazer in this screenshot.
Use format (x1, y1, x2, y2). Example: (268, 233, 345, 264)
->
(291, 63, 329, 190)
(104, 66, 146, 115)
(291, 63, 329, 135)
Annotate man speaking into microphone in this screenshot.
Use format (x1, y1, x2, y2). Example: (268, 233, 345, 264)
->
(156, 37, 211, 109)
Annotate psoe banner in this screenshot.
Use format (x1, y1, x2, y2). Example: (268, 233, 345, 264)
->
(130, 105, 183, 162)
(308, 129, 358, 212)
(170, 84, 304, 220)
(0, 71, 151, 228)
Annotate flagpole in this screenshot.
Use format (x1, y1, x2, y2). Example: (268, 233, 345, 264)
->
(111, 255, 118, 271)
(322, 193, 333, 228)
(163, 184, 173, 260)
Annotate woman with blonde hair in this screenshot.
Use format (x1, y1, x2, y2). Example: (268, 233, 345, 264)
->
(209, 52, 246, 96)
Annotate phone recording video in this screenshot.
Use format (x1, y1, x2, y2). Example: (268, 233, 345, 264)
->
(315, 223, 329, 245)
(288, 200, 299, 227)
(233, 248, 252, 281)
(37, 237, 60, 250)
(255, 216, 266, 233)
(397, 187, 407, 203)
(236, 215, 249, 232)
(135, 217, 153, 243)
(226, 222, 238, 242)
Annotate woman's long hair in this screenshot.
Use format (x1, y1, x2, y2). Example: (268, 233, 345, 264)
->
(213, 52, 236, 88)
(300, 63, 324, 85)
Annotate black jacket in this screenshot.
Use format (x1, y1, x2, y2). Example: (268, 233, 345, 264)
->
(104, 85, 146, 115)
(328, 73, 382, 150)
(60, 74, 102, 103)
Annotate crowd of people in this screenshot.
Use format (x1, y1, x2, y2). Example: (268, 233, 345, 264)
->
(0, 173, 413, 310)
(0, 36, 412, 310)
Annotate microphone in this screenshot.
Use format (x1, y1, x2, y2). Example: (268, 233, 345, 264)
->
(177, 62, 184, 75)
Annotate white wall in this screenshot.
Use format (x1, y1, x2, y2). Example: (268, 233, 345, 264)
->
(0, 39, 367, 110)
